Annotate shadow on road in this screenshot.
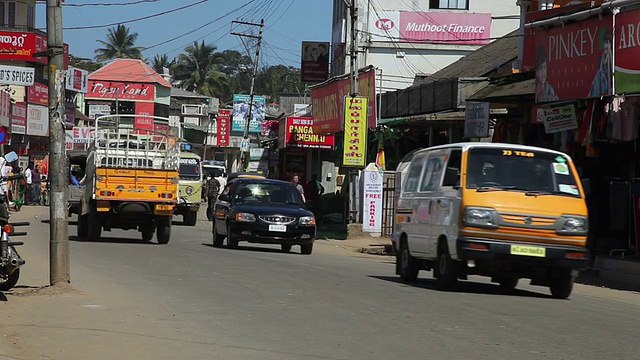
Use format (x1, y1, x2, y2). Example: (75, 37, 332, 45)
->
(368, 275, 551, 299)
(201, 243, 306, 255)
(69, 235, 155, 245)
(0, 292, 6, 302)
(575, 272, 640, 293)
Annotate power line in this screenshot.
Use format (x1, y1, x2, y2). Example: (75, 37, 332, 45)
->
(64, 0, 165, 6)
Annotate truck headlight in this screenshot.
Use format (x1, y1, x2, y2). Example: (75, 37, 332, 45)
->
(185, 186, 194, 195)
(235, 212, 256, 222)
(463, 207, 498, 228)
(299, 216, 316, 226)
(557, 215, 588, 235)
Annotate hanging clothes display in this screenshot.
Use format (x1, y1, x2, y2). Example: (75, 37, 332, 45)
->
(609, 96, 639, 142)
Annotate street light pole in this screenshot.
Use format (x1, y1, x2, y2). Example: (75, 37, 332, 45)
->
(232, 19, 264, 171)
(46, 0, 70, 285)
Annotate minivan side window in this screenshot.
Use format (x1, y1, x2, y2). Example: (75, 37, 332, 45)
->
(419, 156, 444, 192)
(403, 156, 425, 193)
(442, 149, 462, 187)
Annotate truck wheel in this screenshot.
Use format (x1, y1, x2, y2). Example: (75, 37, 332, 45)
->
(0, 268, 19, 291)
(498, 277, 519, 291)
(141, 226, 154, 242)
(183, 211, 197, 226)
(281, 244, 292, 252)
(77, 214, 89, 239)
(398, 239, 419, 283)
(549, 269, 575, 299)
(435, 241, 458, 290)
(156, 218, 172, 244)
(87, 207, 103, 240)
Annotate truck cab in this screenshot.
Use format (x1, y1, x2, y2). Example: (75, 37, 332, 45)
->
(176, 144, 202, 226)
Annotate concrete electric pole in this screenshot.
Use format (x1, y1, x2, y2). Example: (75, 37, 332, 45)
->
(345, 0, 358, 96)
(231, 19, 264, 172)
(46, 0, 70, 285)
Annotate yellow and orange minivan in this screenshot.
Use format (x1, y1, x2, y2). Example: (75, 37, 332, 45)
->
(393, 143, 588, 299)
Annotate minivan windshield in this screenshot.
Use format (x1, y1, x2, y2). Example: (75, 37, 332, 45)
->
(233, 182, 304, 206)
(179, 158, 201, 180)
(465, 147, 581, 197)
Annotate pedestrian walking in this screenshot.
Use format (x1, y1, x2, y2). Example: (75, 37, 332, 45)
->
(290, 174, 306, 203)
(31, 165, 42, 205)
(24, 163, 33, 205)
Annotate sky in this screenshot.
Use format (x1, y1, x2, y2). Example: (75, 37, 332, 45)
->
(35, 0, 333, 68)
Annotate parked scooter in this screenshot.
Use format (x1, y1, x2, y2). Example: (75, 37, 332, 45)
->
(0, 151, 29, 291)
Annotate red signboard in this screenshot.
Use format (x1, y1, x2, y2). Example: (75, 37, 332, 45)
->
(217, 109, 231, 147)
(87, 80, 155, 101)
(11, 102, 27, 135)
(534, 14, 612, 102)
(614, 8, 640, 93)
(280, 116, 335, 150)
(311, 68, 377, 134)
(134, 102, 154, 130)
(27, 82, 49, 105)
(0, 31, 69, 67)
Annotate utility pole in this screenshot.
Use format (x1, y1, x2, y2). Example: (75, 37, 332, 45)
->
(231, 19, 264, 172)
(345, 0, 358, 96)
(46, 0, 70, 285)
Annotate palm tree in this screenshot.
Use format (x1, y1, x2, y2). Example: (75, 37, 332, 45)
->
(173, 41, 222, 93)
(150, 54, 175, 75)
(94, 24, 144, 62)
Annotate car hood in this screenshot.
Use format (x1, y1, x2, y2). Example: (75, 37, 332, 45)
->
(232, 203, 313, 217)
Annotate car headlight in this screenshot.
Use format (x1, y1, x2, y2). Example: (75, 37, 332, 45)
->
(299, 216, 316, 226)
(463, 207, 498, 228)
(235, 212, 256, 222)
(185, 186, 194, 195)
(556, 215, 588, 235)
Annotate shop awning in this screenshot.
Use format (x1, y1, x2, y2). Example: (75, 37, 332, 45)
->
(467, 78, 535, 104)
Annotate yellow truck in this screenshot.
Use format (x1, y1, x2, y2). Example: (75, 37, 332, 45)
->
(77, 115, 180, 244)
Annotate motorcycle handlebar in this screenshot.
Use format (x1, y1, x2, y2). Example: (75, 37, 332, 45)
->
(9, 222, 30, 227)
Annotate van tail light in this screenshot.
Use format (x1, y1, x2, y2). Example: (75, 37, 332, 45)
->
(467, 243, 489, 251)
(99, 191, 115, 197)
(565, 252, 585, 259)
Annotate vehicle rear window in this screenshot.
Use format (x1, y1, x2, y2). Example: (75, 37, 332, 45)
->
(179, 158, 201, 180)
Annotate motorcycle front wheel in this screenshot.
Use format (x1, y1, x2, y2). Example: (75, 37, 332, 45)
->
(0, 268, 20, 291)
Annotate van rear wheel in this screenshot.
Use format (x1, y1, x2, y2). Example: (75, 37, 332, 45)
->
(435, 242, 458, 290)
(398, 240, 419, 283)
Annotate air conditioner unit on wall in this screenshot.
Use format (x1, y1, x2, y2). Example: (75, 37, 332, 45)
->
(181, 104, 206, 116)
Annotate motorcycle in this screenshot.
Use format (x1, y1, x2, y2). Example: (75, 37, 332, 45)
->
(0, 151, 29, 291)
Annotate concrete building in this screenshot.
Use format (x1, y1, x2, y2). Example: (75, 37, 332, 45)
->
(330, 0, 521, 91)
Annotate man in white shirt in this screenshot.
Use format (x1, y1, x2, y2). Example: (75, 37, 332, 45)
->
(24, 164, 33, 205)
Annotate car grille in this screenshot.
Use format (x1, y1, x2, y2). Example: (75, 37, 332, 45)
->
(259, 215, 296, 224)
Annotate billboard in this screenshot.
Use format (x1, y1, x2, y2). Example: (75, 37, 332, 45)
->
(0, 64, 34, 86)
(0, 31, 69, 67)
(231, 94, 266, 133)
(27, 82, 48, 105)
(342, 96, 367, 167)
(301, 41, 330, 83)
(26, 104, 49, 137)
(279, 116, 335, 150)
(66, 66, 89, 93)
(464, 102, 490, 138)
(534, 14, 613, 102)
(311, 68, 377, 134)
(87, 80, 155, 101)
(368, 11, 491, 45)
(217, 109, 231, 147)
(615, 9, 640, 93)
(0, 90, 10, 127)
(11, 102, 27, 134)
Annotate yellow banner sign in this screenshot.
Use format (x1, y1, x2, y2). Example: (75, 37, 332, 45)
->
(342, 96, 368, 167)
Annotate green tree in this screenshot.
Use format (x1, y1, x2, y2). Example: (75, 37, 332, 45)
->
(149, 54, 175, 75)
(94, 24, 144, 62)
(255, 65, 302, 101)
(69, 54, 102, 72)
(173, 41, 223, 94)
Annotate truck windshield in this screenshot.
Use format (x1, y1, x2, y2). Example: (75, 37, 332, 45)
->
(465, 148, 581, 197)
(179, 158, 201, 180)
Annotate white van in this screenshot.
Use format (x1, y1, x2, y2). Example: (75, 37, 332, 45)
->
(393, 142, 589, 299)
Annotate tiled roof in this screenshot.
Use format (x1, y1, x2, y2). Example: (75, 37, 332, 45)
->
(88, 59, 172, 88)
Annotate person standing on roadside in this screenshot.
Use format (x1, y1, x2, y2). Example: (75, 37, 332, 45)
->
(24, 163, 33, 205)
(290, 174, 306, 203)
(31, 165, 42, 205)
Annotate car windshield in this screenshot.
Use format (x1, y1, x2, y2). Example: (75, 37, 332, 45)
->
(233, 182, 304, 205)
(204, 167, 224, 178)
(465, 147, 581, 197)
(179, 158, 201, 180)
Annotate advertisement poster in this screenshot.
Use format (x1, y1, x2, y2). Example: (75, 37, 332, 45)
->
(248, 148, 269, 174)
(342, 96, 368, 167)
(27, 82, 48, 105)
(614, 9, 640, 93)
(0, 90, 10, 127)
(301, 41, 330, 83)
(0, 31, 70, 66)
(231, 94, 265, 133)
(362, 169, 383, 235)
(26, 104, 49, 136)
(534, 15, 613, 102)
(311, 69, 377, 133)
(282, 116, 335, 149)
(0, 64, 35, 86)
(11, 102, 27, 134)
(65, 66, 89, 93)
(134, 102, 154, 130)
(464, 102, 490, 138)
(216, 109, 231, 147)
(540, 104, 578, 133)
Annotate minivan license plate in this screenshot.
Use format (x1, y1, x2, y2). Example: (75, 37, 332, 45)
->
(269, 224, 286, 232)
(510, 245, 546, 257)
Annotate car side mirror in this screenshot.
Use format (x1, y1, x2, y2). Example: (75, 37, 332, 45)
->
(4, 151, 17, 163)
(218, 194, 230, 202)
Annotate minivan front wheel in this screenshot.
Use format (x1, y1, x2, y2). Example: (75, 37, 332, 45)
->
(398, 240, 419, 283)
(549, 268, 575, 299)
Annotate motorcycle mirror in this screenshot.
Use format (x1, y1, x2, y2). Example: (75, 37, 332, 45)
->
(3, 151, 17, 163)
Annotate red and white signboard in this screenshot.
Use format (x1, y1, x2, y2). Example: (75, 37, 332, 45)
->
(0, 90, 10, 127)
(26, 104, 49, 136)
(11, 102, 27, 134)
(216, 109, 231, 147)
(87, 80, 155, 101)
(614, 8, 640, 93)
(27, 82, 49, 105)
(311, 68, 377, 134)
(134, 102, 154, 130)
(65, 66, 89, 93)
(368, 11, 492, 45)
(0, 31, 69, 67)
(72, 127, 94, 143)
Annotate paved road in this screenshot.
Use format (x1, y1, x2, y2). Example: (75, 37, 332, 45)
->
(1, 206, 639, 360)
